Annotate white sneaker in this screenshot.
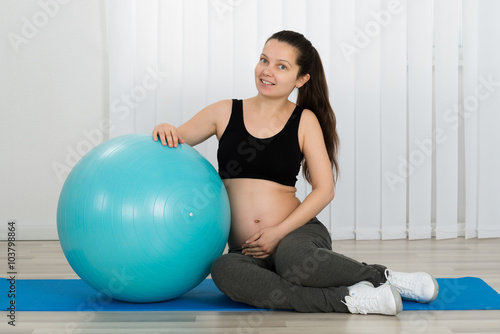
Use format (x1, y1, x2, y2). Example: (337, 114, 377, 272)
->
(385, 269, 439, 303)
(343, 281, 402, 315)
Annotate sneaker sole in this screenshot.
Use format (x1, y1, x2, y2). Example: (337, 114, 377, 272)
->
(428, 275, 439, 303)
(389, 284, 403, 315)
(414, 274, 439, 303)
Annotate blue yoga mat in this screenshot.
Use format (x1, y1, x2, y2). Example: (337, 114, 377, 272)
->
(1, 277, 499, 312)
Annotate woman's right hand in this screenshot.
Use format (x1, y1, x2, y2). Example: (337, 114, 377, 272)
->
(152, 123, 185, 147)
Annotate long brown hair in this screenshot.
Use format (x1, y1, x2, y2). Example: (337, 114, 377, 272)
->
(267, 30, 339, 184)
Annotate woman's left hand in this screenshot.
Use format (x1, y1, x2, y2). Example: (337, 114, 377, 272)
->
(241, 226, 287, 259)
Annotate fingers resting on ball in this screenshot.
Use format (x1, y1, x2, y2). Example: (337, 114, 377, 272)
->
(152, 123, 185, 147)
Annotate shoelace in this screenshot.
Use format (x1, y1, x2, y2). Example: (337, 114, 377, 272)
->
(342, 294, 381, 315)
(385, 269, 418, 299)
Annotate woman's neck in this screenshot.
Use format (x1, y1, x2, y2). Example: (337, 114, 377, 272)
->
(251, 94, 292, 116)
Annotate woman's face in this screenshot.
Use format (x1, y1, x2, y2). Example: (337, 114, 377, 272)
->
(254, 39, 309, 99)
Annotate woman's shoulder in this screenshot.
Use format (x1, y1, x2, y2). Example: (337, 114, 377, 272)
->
(202, 99, 233, 117)
(299, 108, 319, 125)
(207, 99, 233, 109)
(204, 100, 234, 135)
(298, 108, 322, 136)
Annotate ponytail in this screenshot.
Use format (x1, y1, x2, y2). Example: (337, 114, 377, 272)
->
(267, 31, 340, 184)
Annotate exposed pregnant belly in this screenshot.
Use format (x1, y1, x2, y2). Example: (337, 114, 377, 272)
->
(223, 178, 301, 250)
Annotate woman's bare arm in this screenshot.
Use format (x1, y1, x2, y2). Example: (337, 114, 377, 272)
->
(152, 100, 231, 147)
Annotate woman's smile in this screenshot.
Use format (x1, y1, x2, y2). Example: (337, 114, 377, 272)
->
(260, 79, 275, 85)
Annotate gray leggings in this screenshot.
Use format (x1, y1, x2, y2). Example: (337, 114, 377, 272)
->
(211, 218, 387, 313)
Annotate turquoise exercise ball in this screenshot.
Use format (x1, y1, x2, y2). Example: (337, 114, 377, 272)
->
(57, 134, 230, 302)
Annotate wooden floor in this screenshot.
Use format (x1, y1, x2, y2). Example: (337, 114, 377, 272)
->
(1, 237, 499, 334)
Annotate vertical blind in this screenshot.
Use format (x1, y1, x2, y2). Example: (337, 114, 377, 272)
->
(106, 0, 500, 240)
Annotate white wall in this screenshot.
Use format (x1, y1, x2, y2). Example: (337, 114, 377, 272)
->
(1, 0, 498, 241)
(0, 0, 108, 240)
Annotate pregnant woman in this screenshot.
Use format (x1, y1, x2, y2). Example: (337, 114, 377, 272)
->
(153, 30, 438, 315)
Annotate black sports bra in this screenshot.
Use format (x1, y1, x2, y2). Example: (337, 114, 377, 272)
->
(217, 99, 304, 187)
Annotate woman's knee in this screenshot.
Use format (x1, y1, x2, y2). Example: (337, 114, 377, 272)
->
(274, 238, 331, 287)
(275, 241, 314, 274)
(211, 253, 255, 288)
(211, 254, 234, 284)
(211, 253, 267, 302)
